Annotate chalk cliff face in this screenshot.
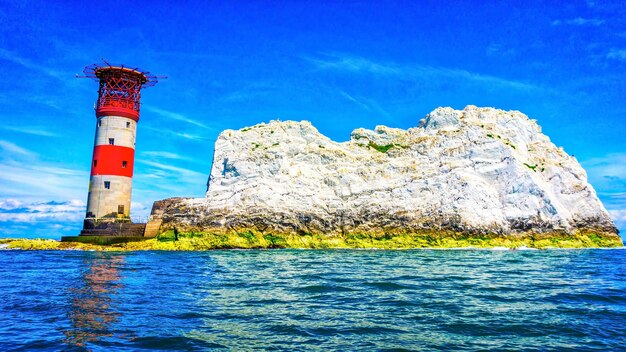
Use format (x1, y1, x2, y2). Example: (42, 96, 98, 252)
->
(154, 106, 618, 238)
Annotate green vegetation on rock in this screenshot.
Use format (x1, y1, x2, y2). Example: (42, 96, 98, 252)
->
(1, 230, 622, 251)
(367, 142, 408, 153)
(368, 141, 395, 153)
(524, 163, 538, 171)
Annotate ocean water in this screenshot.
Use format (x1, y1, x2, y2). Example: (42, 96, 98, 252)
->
(0, 249, 625, 351)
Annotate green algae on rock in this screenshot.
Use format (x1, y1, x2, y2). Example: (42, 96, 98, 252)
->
(4, 230, 622, 251)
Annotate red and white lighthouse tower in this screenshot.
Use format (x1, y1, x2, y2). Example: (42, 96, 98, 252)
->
(81, 63, 160, 223)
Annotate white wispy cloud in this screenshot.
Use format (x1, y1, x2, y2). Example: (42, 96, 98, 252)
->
(307, 55, 400, 75)
(141, 151, 191, 161)
(175, 132, 209, 140)
(2, 125, 60, 137)
(551, 17, 606, 26)
(0, 48, 67, 80)
(0, 141, 86, 199)
(137, 160, 205, 178)
(222, 82, 279, 102)
(608, 210, 626, 233)
(340, 91, 373, 111)
(582, 153, 626, 182)
(597, 192, 626, 208)
(134, 154, 209, 198)
(0, 199, 23, 210)
(0, 140, 38, 158)
(486, 43, 516, 57)
(339, 90, 391, 118)
(135, 178, 201, 195)
(583, 154, 626, 232)
(144, 106, 211, 129)
(437, 66, 539, 91)
(130, 201, 151, 223)
(0, 49, 88, 116)
(305, 53, 542, 92)
(0, 138, 89, 237)
(609, 209, 626, 222)
(607, 49, 626, 61)
(0, 163, 86, 199)
(143, 125, 213, 142)
(0, 199, 84, 223)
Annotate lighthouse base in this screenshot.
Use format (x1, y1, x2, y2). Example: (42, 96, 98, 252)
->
(61, 220, 148, 244)
(60, 234, 147, 245)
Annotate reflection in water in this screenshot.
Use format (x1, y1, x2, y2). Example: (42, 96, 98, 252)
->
(64, 253, 125, 348)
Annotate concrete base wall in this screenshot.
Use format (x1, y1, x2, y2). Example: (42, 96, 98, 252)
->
(144, 219, 162, 238)
(68, 220, 147, 242)
(61, 235, 147, 245)
(141, 198, 177, 237)
(86, 175, 132, 218)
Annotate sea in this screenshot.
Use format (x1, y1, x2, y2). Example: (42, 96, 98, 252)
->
(0, 248, 625, 351)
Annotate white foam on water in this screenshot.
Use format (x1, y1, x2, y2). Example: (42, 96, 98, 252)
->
(580, 246, 626, 250)
(0, 244, 9, 249)
(515, 246, 539, 251)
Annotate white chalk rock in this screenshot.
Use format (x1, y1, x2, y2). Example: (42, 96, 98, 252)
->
(158, 106, 617, 236)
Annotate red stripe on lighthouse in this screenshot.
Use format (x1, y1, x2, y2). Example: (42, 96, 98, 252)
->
(96, 106, 140, 121)
(90, 145, 135, 177)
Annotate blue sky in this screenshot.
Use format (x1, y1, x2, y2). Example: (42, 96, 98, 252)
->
(0, 0, 625, 238)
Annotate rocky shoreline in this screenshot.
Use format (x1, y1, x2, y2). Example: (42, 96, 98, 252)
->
(3, 229, 622, 251)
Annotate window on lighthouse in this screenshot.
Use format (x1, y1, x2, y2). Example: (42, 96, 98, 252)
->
(109, 138, 114, 145)
(122, 161, 127, 168)
(126, 121, 131, 128)
(93, 160, 97, 167)
(104, 181, 110, 189)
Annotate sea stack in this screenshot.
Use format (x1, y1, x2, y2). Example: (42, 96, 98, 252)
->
(149, 106, 621, 246)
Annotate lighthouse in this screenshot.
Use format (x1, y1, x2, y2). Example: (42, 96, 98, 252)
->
(80, 62, 160, 225)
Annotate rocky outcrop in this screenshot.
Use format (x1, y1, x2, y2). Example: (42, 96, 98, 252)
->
(153, 106, 619, 241)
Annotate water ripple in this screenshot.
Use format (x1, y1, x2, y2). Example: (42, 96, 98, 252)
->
(0, 249, 625, 350)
